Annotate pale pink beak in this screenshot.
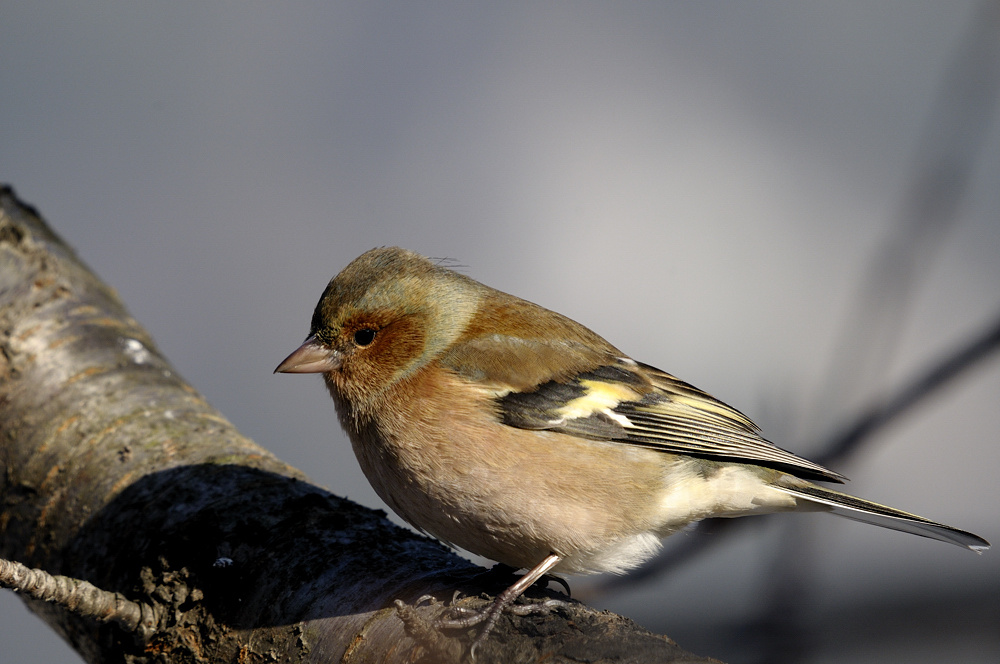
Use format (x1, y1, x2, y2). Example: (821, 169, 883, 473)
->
(274, 335, 341, 374)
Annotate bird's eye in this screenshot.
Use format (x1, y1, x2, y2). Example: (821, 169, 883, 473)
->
(353, 328, 377, 347)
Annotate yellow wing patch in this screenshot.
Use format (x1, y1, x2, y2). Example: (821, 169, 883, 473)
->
(553, 379, 641, 426)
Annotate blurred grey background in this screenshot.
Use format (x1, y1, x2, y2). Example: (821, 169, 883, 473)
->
(2, 2, 999, 663)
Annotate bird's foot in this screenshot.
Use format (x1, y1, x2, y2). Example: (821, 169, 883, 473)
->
(433, 590, 568, 659)
(397, 554, 568, 659)
(397, 590, 568, 660)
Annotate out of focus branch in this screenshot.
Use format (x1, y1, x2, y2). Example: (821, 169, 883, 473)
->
(805, 0, 1000, 441)
(585, 0, 1000, 607)
(817, 309, 1000, 467)
(753, 3, 1000, 662)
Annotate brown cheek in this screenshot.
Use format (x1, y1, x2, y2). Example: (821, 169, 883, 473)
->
(347, 317, 427, 398)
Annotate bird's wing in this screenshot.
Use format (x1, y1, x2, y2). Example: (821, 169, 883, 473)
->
(492, 356, 846, 484)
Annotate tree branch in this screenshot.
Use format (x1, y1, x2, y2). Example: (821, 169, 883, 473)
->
(0, 185, 716, 663)
(816, 309, 1000, 467)
(0, 559, 160, 643)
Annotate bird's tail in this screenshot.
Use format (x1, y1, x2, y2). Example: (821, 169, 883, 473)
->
(773, 483, 990, 553)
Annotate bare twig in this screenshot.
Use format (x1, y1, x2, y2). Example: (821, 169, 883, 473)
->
(0, 558, 160, 643)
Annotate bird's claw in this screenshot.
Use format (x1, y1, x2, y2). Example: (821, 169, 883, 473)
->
(433, 606, 489, 629)
(507, 598, 568, 616)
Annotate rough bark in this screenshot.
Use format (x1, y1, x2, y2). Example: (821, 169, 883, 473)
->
(0, 186, 719, 663)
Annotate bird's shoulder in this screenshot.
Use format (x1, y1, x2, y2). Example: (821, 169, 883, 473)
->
(437, 290, 623, 391)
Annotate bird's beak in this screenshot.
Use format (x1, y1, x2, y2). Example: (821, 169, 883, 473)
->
(274, 335, 341, 374)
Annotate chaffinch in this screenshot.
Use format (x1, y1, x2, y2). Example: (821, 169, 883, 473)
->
(276, 247, 989, 649)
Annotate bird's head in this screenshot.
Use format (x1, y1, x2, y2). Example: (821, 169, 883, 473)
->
(275, 247, 481, 406)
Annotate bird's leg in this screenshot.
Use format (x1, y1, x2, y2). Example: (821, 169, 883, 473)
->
(436, 553, 565, 656)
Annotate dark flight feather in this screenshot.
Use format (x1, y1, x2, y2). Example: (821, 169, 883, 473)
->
(497, 358, 847, 483)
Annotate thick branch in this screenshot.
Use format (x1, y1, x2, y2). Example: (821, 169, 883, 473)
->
(0, 185, 714, 663)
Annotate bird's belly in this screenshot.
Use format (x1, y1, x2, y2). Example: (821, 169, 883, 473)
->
(349, 415, 684, 574)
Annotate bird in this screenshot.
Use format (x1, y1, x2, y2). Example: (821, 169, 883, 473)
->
(275, 246, 989, 652)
